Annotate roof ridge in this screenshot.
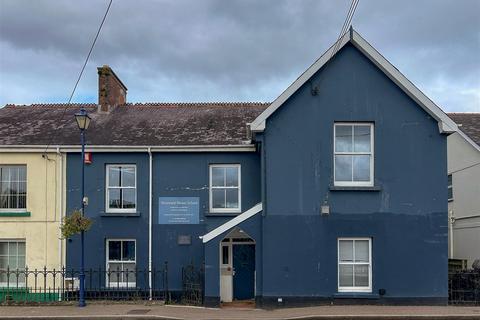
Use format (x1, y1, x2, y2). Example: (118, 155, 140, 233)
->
(4, 103, 97, 108)
(122, 102, 270, 107)
(3, 102, 270, 109)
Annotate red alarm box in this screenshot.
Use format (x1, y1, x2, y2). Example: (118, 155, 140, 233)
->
(84, 152, 92, 164)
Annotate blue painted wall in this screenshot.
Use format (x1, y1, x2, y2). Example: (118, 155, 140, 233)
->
(66, 153, 150, 288)
(66, 152, 261, 292)
(259, 42, 448, 303)
(151, 152, 260, 291)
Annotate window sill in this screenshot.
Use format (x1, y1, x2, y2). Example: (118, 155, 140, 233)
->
(334, 292, 379, 299)
(101, 212, 140, 217)
(0, 211, 31, 217)
(205, 212, 240, 217)
(330, 185, 381, 191)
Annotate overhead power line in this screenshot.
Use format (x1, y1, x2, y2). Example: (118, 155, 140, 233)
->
(331, 0, 359, 59)
(310, 0, 360, 96)
(43, 0, 113, 154)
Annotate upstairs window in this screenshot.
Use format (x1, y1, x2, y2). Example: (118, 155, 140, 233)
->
(334, 123, 374, 186)
(209, 164, 241, 213)
(0, 165, 27, 211)
(106, 165, 136, 213)
(448, 174, 453, 201)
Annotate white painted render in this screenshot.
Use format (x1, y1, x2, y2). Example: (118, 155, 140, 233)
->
(448, 131, 480, 267)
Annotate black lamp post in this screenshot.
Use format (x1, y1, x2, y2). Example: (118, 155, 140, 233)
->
(74, 107, 91, 308)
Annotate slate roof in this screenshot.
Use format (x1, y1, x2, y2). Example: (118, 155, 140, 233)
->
(448, 113, 480, 146)
(0, 103, 269, 146)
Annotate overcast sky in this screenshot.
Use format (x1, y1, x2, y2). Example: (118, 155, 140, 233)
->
(0, 0, 479, 112)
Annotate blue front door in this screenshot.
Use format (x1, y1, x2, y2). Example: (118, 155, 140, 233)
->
(233, 244, 255, 300)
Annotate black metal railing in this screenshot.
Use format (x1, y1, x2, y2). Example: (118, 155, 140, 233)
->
(449, 269, 480, 305)
(0, 262, 169, 304)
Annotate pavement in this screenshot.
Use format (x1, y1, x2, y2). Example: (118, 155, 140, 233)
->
(1, 304, 480, 320)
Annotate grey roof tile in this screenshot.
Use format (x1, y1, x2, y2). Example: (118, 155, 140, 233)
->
(0, 103, 269, 146)
(448, 113, 480, 146)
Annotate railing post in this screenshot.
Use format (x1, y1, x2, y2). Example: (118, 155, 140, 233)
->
(25, 266, 29, 303)
(43, 266, 47, 302)
(164, 261, 169, 303)
(60, 267, 65, 302)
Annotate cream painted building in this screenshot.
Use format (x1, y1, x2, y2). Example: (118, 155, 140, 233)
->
(0, 151, 66, 279)
(447, 113, 480, 268)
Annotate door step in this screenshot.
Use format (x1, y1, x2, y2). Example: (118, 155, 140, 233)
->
(221, 300, 255, 309)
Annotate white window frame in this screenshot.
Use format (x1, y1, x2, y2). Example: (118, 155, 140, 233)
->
(333, 123, 374, 187)
(209, 164, 241, 214)
(105, 164, 137, 213)
(338, 237, 372, 293)
(0, 239, 26, 287)
(105, 239, 136, 288)
(0, 165, 27, 212)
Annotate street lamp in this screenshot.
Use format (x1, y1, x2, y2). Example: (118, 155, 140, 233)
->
(74, 107, 91, 307)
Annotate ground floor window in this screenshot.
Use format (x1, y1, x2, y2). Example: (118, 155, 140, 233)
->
(106, 239, 136, 287)
(338, 238, 372, 292)
(0, 240, 26, 285)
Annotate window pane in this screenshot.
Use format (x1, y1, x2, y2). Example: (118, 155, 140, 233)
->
(17, 242, 25, 256)
(108, 189, 121, 209)
(222, 246, 229, 265)
(335, 125, 353, 152)
(8, 194, 17, 209)
(448, 188, 453, 200)
(122, 167, 135, 187)
(0, 256, 7, 269)
(122, 189, 136, 209)
(108, 167, 121, 187)
(17, 255, 25, 270)
(353, 155, 370, 182)
(0, 195, 7, 209)
(123, 262, 136, 283)
(354, 125, 371, 152)
(18, 194, 26, 209)
(355, 240, 369, 262)
(8, 256, 17, 269)
(108, 241, 121, 260)
(211, 167, 225, 187)
(225, 167, 239, 187)
(226, 189, 239, 208)
(339, 264, 353, 287)
(335, 155, 353, 182)
(339, 240, 353, 262)
(212, 189, 225, 209)
(448, 174, 452, 186)
(108, 262, 122, 284)
(0, 243, 7, 255)
(354, 265, 369, 287)
(8, 242, 18, 259)
(18, 166, 26, 182)
(122, 241, 135, 261)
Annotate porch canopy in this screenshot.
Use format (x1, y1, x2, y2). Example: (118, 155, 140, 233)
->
(200, 203, 263, 243)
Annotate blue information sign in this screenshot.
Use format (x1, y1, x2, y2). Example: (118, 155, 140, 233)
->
(158, 197, 199, 224)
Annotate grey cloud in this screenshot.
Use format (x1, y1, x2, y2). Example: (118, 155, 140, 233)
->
(0, 0, 479, 111)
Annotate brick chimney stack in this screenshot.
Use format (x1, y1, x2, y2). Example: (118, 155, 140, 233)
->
(97, 65, 127, 113)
